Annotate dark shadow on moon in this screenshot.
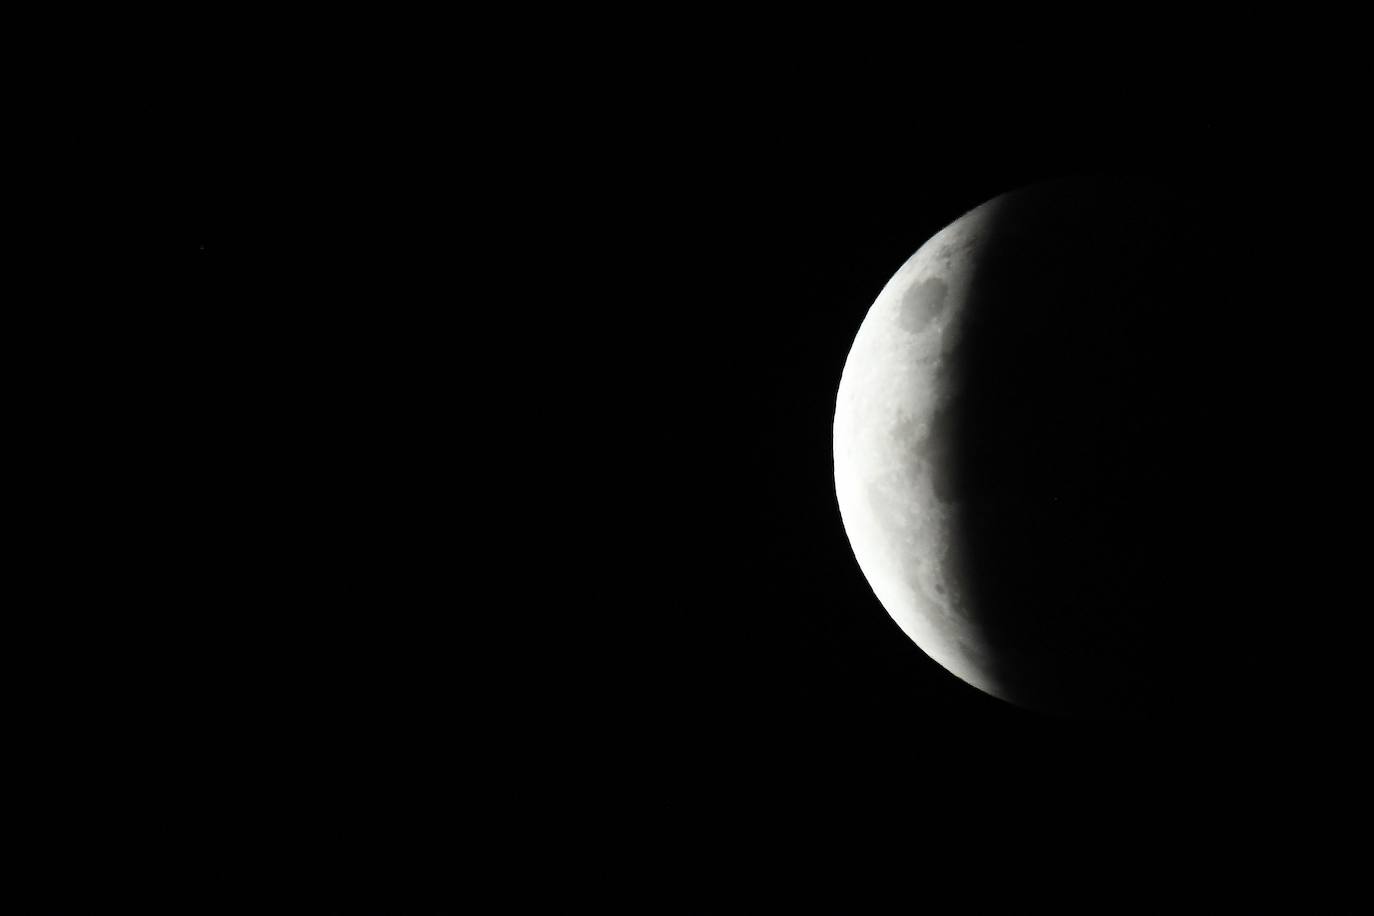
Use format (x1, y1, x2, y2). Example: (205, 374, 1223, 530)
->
(933, 176, 1229, 719)
(925, 402, 961, 504)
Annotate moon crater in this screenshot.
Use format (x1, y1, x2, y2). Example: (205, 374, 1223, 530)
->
(898, 277, 949, 333)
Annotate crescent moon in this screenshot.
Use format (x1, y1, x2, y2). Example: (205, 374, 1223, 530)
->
(833, 197, 1006, 699)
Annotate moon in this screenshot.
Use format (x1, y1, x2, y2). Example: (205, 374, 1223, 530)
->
(833, 196, 1004, 698)
(834, 178, 1212, 716)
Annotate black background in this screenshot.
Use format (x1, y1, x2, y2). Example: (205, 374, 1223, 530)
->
(28, 26, 1371, 904)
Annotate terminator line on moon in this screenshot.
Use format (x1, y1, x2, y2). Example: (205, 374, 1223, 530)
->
(833, 197, 1003, 700)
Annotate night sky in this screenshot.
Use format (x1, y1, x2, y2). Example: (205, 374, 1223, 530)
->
(49, 45, 1366, 900)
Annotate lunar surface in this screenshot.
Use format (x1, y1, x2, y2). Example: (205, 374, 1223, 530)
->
(834, 178, 1215, 716)
(833, 198, 1004, 698)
